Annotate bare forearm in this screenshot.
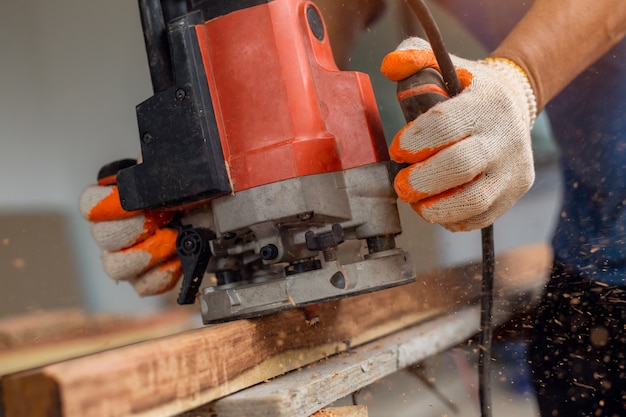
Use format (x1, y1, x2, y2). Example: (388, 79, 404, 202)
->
(435, 0, 530, 49)
(491, 0, 626, 111)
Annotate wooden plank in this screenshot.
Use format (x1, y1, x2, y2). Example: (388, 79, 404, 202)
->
(311, 406, 368, 417)
(0, 309, 195, 376)
(208, 307, 480, 417)
(179, 280, 521, 417)
(1, 243, 551, 417)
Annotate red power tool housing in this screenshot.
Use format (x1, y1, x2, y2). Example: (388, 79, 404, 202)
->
(117, 0, 415, 323)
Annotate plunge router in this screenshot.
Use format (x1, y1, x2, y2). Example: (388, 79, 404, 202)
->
(115, 0, 416, 324)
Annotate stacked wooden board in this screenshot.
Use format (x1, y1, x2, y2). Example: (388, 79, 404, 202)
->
(1, 244, 551, 417)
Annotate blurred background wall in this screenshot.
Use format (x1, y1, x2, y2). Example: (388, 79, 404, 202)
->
(1, 0, 162, 315)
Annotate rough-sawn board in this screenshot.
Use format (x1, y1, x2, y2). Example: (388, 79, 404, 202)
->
(1, 244, 551, 417)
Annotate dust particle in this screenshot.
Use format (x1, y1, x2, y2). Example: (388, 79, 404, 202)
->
(13, 258, 26, 270)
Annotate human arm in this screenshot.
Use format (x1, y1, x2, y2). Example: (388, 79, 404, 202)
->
(435, 0, 626, 111)
(489, 0, 626, 111)
(381, 0, 626, 230)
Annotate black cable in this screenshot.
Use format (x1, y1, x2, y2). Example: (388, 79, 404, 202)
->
(138, 0, 174, 94)
(479, 224, 495, 417)
(402, 0, 463, 96)
(402, 1, 495, 416)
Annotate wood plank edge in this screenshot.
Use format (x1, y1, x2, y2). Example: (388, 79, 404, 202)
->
(311, 406, 368, 417)
(1, 243, 551, 417)
(208, 307, 480, 417)
(0, 310, 195, 376)
(114, 310, 444, 417)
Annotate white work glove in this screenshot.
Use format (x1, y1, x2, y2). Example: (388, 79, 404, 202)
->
(381, 37, 537, 231)
(79, 161, 182, 296)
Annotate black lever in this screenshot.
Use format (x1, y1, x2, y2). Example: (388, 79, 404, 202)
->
(176, 226, 215, 304)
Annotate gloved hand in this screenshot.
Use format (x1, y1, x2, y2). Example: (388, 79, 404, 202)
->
(79, 160, 182, 296)
(381, 37, 537, 231)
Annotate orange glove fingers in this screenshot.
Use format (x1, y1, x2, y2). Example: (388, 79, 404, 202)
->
(381, 49, 474, 88)
(124, 228, 179, 271)
(409, 177, 482, 232)
(139, 211, 176, 241)
(393, 164, 430, 202)
(389, 123, 467, 164)
(380, 49, 440, 81)
(394, 163, 481, 205)
(92, 210, 176, 252)
(410, 171, 524, 232)
(80, 185, 139, 222)
(131, 257, 183, 296)
(394, 132, 491, 204)
(394, 144, 484, 204)
(411, 174, 482, 214)
(102, 228, 179, 281)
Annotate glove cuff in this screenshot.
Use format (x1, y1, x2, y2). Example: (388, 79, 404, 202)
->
(484, 57, 538, 128)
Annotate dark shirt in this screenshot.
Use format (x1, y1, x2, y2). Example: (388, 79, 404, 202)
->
(548, 40, 626, 284)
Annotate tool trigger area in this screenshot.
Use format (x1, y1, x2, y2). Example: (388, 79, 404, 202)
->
(176, 226, 215, 305)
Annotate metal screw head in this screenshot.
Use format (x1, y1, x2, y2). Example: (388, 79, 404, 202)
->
(142, 133, 153, 145)
(259, 244, 279, 261)
(178, 231, 201, 256)
(183, 238, 196, 252)
(330, 272, 346, 290)
(175, 88, 186, 101)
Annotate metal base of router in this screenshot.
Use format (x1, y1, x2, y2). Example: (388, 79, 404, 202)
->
(200, 249, 415, 324)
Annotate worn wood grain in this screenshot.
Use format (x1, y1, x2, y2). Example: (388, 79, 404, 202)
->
(209, 307, 480, 417)
(0, 309, 196, 376)
(204, 267, 533, 417)
(1, 243, 551, 417)
(311, 406, 368, 417)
